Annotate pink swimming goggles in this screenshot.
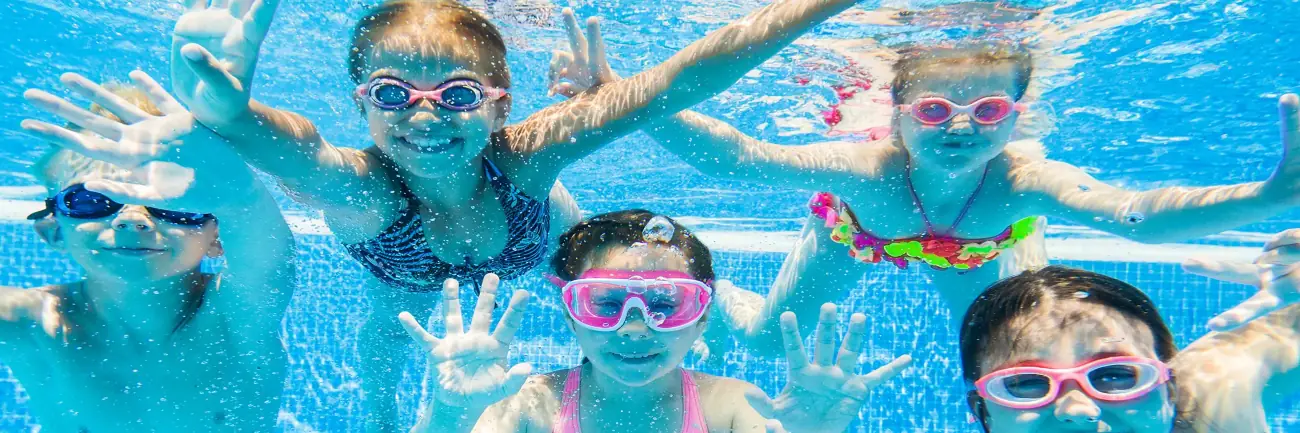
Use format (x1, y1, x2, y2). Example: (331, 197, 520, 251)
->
(900, 95, 1025, 126)
(548, 269, 714, 332)
(975, 356, 1171, 410)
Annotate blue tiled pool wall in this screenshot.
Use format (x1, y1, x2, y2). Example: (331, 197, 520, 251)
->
(0, 221, 1297, 432)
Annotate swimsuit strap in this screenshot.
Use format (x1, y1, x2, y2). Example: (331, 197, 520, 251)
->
(554, 368, 708, 433)
(555, 367, 584, 433)
(904, 159, 993, 236)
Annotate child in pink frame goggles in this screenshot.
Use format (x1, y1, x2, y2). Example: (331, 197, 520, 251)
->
(548, 269, 714, 332)
(974, 355, 1172, 410)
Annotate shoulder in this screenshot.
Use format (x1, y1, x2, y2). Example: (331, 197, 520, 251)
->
(690, 372, 766, 431)
(1170, 339, 1271, 432)
(481, 370, 567, 432)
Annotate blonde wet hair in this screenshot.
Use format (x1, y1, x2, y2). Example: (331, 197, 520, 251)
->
(347, 0, 511, 88)
(889, 41, 1034, 104)
(30, 84, 160, 195)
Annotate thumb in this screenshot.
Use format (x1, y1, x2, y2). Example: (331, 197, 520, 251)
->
(182, 44, 245, 100)
(496, 363, 534, 398)
(744, 388, 777, 419)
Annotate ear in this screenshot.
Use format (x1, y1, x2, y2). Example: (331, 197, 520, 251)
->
(352, 90, 369, 117)
(33, 217, 65, 251)
(205, 223, 224, 258)
(492, 95, 512, 131)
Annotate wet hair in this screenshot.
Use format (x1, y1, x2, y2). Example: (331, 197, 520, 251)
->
(551, 210, 715, 283)
(890, 41, 1033, 104)
(958, 266, 1183, 432)
(31, 84, 161, 194)
(347, 0, 511, 88)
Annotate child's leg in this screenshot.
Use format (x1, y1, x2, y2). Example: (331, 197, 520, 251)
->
(702, 211, 869, 361)
(359, 281, 439, 433)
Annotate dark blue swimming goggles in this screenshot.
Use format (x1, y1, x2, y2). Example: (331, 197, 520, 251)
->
(26, 183, 215, 226)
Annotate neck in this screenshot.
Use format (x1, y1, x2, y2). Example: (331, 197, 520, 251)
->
(907, 153, 989, 201)
(585, 363, 683, 410)
(400, 153, 488, 210)
(78, 269, 206, 344)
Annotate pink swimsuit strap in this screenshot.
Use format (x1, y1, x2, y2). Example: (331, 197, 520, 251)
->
(554, 367, 708, 433)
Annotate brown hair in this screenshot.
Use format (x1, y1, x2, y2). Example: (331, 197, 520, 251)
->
(890, 41, 1033, 104)
(551, 210, 715, 283)
(347, 0, 510, 88)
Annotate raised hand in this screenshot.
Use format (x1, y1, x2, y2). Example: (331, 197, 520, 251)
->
(546, 8, 619, 97)
(20, 71, 250, 213)
(171, 0, 280, 125)
(1261, 94, 1300, 202)
(400, 274, 533, 412)
(1183, 228, 1300, 331)
(745, 304, 911, 433)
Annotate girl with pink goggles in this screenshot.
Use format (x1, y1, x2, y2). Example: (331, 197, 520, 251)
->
(900, 95, 1027, 126)
(974, 356, 1171, 410)
(548, 269, 714, 332)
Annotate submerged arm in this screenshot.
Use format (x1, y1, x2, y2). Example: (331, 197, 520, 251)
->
(506, 0, 864, 184)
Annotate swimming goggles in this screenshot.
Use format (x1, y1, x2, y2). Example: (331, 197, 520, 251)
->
(975, 356, 1171, 410)
(26, 183, 214, 226)
(548, 269, 714, 332)
(355, 77, 507, 111)
(900, 95, 1024, 126)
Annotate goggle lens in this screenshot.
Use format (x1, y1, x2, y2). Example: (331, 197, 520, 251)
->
(52, 184, 212, 226)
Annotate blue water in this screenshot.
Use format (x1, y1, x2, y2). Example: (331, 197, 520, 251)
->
(1, 0, 1299, 431)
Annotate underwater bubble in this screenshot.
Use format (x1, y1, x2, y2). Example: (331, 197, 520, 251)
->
(1078, 184, 1091, 192)
(949, 172, 958, 179)
(1124, 212, 1146, 224)
(642, 215, 676, 244)
(647, 312, 667, 326)
(1072, 291, 1090, 299)
(1093, 216, 1105, 222)
(1101, 337, 1126, 344)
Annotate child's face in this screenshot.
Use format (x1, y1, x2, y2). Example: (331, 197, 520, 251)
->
(568, 245, 707, 387)
(897, 62, 1021, 172)
(976, 301, 1175, 433)
(358, 47, 508, 179)
(45, 205, 218, 282)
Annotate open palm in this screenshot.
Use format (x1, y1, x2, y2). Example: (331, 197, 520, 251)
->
(171, 0, 279, 124)
(1184, 228, 1300, 331)
(746, 304, 912, 433)
(400, 274, 533, 411)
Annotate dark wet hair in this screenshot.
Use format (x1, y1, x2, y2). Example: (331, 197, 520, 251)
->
(959, 266, 1180, 432)
(347, 0, 511, 87)
(551, 210, 715, 283)
(890, 40, 1033, 104)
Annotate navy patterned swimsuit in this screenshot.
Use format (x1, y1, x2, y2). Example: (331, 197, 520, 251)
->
(343, 158, 550, 292)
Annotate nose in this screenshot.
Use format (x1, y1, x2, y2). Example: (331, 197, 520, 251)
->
(1053, 384, 1102, 424)
(946, 113, 975, 135)
(405, 100, 450, 128)
(111, 206, 155, 233)
(616, 309, 653, 340)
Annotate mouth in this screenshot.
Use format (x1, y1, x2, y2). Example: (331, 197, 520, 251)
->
(941, 140, 980, 149)
(395, 136, 464, 153)
(102, 247, 166, 256)
(609, 352, 662, 365)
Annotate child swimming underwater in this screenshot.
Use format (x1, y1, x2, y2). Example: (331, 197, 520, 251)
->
(960, 246, 1300, 432)
(397, 210, 911, 432)
(145, 0, 875, 429)
(549, 16, 1300, 355)
(10, 72, 295, 432)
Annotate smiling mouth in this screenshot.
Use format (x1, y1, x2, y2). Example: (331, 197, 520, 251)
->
(396, 136, 464, 153)
(942, 140, 979, 149)
(103, 247, 165, 256)
(610, 352, 661, 364)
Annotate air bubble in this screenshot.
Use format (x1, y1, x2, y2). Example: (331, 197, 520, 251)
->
(1101, 337, 1125, 343)
(1124, 212, 1146, 224)
(1078, 184, 1091, 192)
(647, 311, 667, 326)
(642, 216, 676, 244)
(1072, 291, 1090, 299)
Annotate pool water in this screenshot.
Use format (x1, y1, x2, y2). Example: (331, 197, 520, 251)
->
(1, 0, 1299, 431)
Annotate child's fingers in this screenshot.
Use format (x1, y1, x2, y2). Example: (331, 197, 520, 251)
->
(60, 73, 151, 124)
(1182, 258, 1260, 286)
(1279, 94, 1299, 155)
(494, 363, 534, 401)
(743, 388, 778, 419)
(1263, 228, 1300, 254)
(229, 0, 252, 17)
(181, 44, 243, 98)
(1208, 290, 1283, 331)
(441, 278, 465, 336)
(127, 71, 187, 115)
(562, 8, 589, 67)
(212, 0, 231, 9)
(836, 313, 867, 372)
(812, 303, 837, 366)
(547, 50, 574, 91)
(83, 179, 168, 208)
(764, 419, 786, 433)
(398, 311, 440, 351)
(857, 354, 912, 391)
(585, 17, 608, 79)
(469, 274, 500, 334)
(186, 0, 206, 12)
(779, 311, 809, 372)
(21, 119, 156, 168)
(23, 89, 125, 141)
(492, 290, 531, 344)
(243, 0, 280, 45)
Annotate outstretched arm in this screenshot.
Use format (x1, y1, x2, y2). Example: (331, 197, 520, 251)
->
(171, 0, 392, 214)
(546, 11, 878, 191)
(1017, 94, 1300, 244)
(505, 0, 866, 186)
